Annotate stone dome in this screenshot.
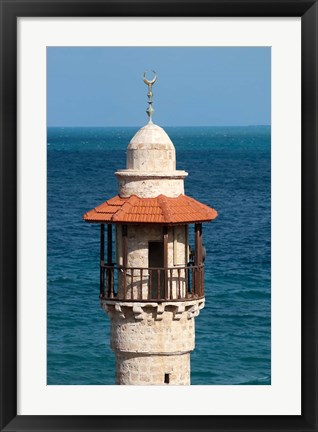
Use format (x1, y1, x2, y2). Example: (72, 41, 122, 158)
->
(126, 123, 176, 172)
(116, 122, 187, 198)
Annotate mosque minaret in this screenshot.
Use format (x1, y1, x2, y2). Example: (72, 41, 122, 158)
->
(84, 72, 217, 385)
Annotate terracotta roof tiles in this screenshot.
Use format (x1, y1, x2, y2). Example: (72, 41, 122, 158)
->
(83, 194, 217, 224)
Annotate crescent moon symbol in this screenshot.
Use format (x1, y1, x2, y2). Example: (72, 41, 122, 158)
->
(143, 70, 157, 85)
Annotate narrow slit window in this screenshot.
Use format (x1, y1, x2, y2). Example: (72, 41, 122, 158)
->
(164, 373, 170, 384)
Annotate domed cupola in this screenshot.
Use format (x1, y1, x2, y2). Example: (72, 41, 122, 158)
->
(126, 123, 176, 172)
(115, 71, 187, 198)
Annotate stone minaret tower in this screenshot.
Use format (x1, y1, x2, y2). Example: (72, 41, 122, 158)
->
(83, 72, 217, 385)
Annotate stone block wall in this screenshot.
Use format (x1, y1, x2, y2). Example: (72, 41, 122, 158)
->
(103, 299, 205, 385)
(115, 352, 190, 385)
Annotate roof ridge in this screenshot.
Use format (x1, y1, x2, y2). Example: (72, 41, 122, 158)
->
(128, 195, 140, 205)
(157, 195, 173, 223)
(111, 198, 131, 221)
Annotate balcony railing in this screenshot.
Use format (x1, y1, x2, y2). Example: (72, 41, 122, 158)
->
(100, 264, 204, 302)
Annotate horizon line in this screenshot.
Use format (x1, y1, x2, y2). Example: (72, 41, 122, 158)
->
(47, 124, 271, 128)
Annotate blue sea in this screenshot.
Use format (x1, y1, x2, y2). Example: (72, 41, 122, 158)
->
(47, 126, 271, 385)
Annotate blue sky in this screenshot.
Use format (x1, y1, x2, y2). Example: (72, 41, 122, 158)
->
(47, 47, 271, 127)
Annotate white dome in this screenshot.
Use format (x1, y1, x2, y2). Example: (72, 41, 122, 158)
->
(126, 123, 176, 171)
(128, 123, 174, 150)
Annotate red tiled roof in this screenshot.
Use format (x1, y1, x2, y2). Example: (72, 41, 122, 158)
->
(83, 194, 217, 224)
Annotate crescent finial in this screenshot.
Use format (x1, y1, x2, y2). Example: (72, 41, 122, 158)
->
(142, 70, 157, 123)
(143, 70, 157, 86)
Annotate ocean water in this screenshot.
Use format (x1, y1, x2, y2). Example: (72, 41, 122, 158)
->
(47, 126, 271, 385)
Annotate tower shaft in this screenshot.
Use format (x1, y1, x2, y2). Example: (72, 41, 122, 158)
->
(105, 300, 203, 385)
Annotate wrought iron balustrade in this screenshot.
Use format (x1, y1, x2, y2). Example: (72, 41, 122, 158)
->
(100, 263, 204, 302)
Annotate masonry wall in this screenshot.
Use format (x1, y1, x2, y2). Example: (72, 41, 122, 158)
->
(115, 352, 190, 385)
(103, 299, 205, 385)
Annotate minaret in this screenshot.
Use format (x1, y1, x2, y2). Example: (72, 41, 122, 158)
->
(83, 72, 218, 385)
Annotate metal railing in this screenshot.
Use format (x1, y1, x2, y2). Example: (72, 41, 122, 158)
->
(100, 264, 204, 302)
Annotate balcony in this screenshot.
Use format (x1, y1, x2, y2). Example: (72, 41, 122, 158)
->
(100, 263, 204, 302)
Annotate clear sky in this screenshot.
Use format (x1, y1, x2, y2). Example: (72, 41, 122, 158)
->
(47, 47, 271, 127)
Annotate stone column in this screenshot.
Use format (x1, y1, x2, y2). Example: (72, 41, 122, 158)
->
(103, 299, 205, 385)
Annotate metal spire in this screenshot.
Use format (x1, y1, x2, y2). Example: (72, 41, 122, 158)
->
(143, 70, 157, 124)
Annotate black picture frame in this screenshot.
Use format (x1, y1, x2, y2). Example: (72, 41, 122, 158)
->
(0, 1, 317, 431)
